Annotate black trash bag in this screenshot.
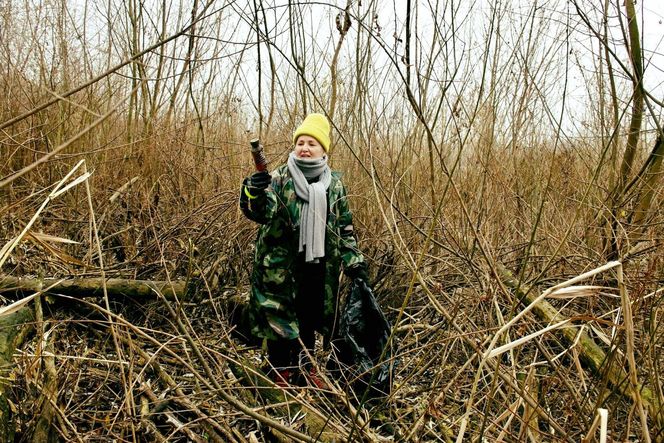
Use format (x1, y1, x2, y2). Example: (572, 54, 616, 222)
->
(329, 278, 396, 398)
(229, 301, 262, 348)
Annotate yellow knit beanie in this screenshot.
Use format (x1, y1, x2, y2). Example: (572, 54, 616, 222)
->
(292, 113, 331, 152)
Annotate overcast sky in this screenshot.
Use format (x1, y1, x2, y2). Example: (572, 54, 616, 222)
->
(15, 0, 664, 138)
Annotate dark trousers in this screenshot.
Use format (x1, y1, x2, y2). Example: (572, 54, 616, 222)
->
(268, 259, 325, 369)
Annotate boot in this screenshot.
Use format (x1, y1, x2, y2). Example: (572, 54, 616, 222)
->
(271, 368, 291, 387)
(307, 366, 329, 390)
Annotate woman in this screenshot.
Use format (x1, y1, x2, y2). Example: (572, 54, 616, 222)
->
(239, 113, 369, 386)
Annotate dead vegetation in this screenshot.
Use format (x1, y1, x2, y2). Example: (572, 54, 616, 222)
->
(1, 0, 663, 441)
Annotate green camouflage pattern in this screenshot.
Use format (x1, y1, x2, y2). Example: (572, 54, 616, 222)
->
(240, 164, 365, 341)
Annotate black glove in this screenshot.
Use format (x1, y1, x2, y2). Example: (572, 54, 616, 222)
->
(345, 264, 369, 284)
(247, 171, 271, 193)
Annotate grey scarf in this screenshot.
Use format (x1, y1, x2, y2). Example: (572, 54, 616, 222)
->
(287, 151, 332, 263)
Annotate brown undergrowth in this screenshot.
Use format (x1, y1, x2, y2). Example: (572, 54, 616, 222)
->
(1, 115, 662, 441)
(1, 1, 663, 438)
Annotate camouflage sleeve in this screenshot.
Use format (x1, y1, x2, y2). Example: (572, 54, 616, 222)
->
(336, 182, 367, 275)
(239, 176, 277, 224)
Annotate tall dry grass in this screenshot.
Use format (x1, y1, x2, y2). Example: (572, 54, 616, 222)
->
(1, 0, 663, 441)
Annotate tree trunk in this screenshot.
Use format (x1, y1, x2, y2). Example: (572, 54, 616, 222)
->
(617, 0, 644, 191)
(0, 307, 35, 443)
(31, 295, 59, 443)
(631, 134, 664, 227)
(605, 0, 645, 260)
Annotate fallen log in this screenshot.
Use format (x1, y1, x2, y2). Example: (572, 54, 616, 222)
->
(497, 264, 663, 429)
(0, 275, 187, 301)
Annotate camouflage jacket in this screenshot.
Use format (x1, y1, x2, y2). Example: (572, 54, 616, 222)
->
(240, 164, 366, 341)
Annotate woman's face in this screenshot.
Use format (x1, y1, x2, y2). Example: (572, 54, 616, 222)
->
(294, 135, 325, 159)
